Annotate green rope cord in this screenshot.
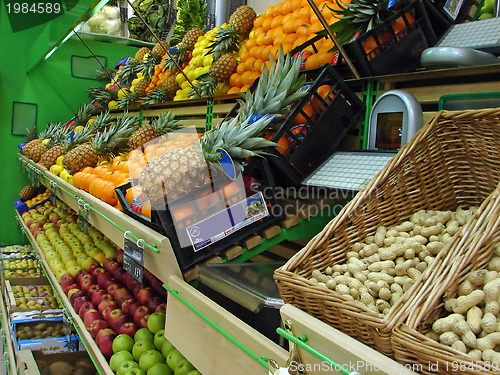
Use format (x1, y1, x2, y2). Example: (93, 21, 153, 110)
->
(163, 284, 270, 370)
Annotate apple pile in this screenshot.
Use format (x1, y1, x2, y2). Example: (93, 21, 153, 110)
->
(110, 313, 200, 375)
(21, 200, 119, 280)
(60, 257, 167, 358)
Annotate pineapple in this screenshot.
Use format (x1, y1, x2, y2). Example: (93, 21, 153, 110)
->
(22, 122, 59, 162)
(151, 41, 169, 58)
(63, 115, 137, 174)
(116, 58, 140, 83)
(135, 47, 151, 62)
(163, 44, 186, 74)
(163, 75, 180, 98)
(143, 88, 170, 105)
(206, 6, 257, 60)
(20, 185, 36, 201)
(117, 92, 140, 109)
(128, 111, 180, 150)
(88, 87, 118, 104)
(39, 125, 72, 168)
(133, 78, 151, 98)
(94, 67, 115, 81)
(73, 105, 93, 128)
(138, 53, 161, 80)
(189, 53, 238, 98)
(182, 28, 204, 51)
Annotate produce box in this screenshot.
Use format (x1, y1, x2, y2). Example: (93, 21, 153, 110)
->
(392, 180, 500, 374)
(5, 278, 62, 313)
(12, 321, 79, 355)
(17, 349, 96, 375)
(13, 194, 50, 216)
(274, 108, 500, 357)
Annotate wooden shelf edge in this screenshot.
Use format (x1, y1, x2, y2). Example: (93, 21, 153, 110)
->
(0, 287, 17, 375)
(18, 154, 183, 283)
(17, 211, 114, 375)
(279, 304, 417, 375)
(165, 275, 289, 375)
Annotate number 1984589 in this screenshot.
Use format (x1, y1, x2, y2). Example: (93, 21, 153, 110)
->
(6, 2, 61, 13)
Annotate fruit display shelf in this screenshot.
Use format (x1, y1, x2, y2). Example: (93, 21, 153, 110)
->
(164, 275, 288, 375)
(16, 210, 114, 375)
(18, 154, 183, 284)
(0, 285, 17, 375)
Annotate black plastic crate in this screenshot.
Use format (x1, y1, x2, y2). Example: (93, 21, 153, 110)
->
(138, 158, 283, 271)
(268, 64, 365, 185)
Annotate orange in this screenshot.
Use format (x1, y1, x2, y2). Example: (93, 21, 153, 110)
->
(271, 15, 285, 30)
(251, 59, 264, 72)
(241, 70, 260, 86)
(253, 15, 265, 28)
(271, 2, 284, 16)
(283, 33, 298, 46)
(297, 6, 311, 19)
(281, 1, 293, 14)
(310, 21, 324, 34)
(292, 36, 309, 49)
(281, 43, 294, 54)
(296, 23, 311, 38)
(239, 50, 251, 62)
(264, 5, 274, 16)
(293, 103, 315, 125)
(236, 62, 246, 74)
(262, 16, 273, 31)
(227, 87, 241, 94)
(243, 56, 257, 70)
(265, 133, 291, 155)
(274, 32, 287, 46)
(248, 45, 260, 58)
(290, 0, 303, 10)
(392, 12, 415, 34)
(312, 84, 334, 108)
(319, 38, 335, 52)
(229, 72, 242, 87)
(240, 84, 250, 92)
(245, 37, 258, 50)
(304, 51, 337, 69)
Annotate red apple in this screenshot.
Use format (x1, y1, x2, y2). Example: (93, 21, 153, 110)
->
(113, 287, 131, 303)
(132, 283, 143, 299)
(110, 314, 131, 333)
(98, 298, 117, 315)
(68, 289, 84, 304)
(83, 309, 102, 328)
(80, 278, 96, 294)
(89, 320, 110, 339)
(133, 305, 150, 325)
(102, 305, 118, 321)
(149, 278, 166, 296)
(121, 298, 137, 315)
(118, 321, 138, 337)
(96, 328, 116, 358)
(87, 284, 103, 298)
(137, 287, 154, 305)
(76, 270, 90, 285)
(97, 273, 113, 289)
(138, 314, 151, 329)
(107, 308, 125, 327)
(78, 301, 95, 318)
(147, 296, 162, 312)
(116, 248, 124, 263)
(125, 276, 141, 292)
(78, 273, 96, 288)
(89, 263, 103, 275)
(113, 268, 127, 283)
(63, 282, 80, 294)
(73, 296, 90, 313)
(127, 301, 141, 318)
(107, 282, 122, 296)
(117, 294, 134, 307)
(91, 289, 107, 306)
(103, 258, 120, 274)
(60, 273, 75, 292)
(155, 303, 167, 314)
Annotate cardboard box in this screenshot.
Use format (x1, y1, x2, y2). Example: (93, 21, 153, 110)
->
(17, 349, 95, 375)
(12, 321, 79, 355)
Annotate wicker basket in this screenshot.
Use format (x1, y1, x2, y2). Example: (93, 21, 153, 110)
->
(274, 108, 500, 357)
(392, 182, 500, 375)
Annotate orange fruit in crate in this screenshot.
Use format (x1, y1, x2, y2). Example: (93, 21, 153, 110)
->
(293, 103, 315, 125)
(312, 84, 335, 108)
(265, 133, 291, 155)
(227, 87, 241, 94)
(304, 51, 337, 69)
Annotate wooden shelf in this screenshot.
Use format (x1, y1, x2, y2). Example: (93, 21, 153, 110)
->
(17, 211, 113, 375)
(18, 154, 183, 283)
(0, 285, 17, 375)
(165, 275, 289, 375)
(280, 304, 417, 375)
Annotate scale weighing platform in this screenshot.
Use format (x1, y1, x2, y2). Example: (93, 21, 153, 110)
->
(303, 90, 424, 192)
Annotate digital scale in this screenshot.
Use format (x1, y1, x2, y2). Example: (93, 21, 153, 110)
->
(303, 90, 423, 192)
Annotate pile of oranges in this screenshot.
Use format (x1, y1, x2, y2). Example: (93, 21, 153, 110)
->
(228, 0, 342, 94)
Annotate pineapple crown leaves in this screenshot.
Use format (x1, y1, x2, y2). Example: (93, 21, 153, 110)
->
(188, 77, 216, 99)
(47, 124, 71, 147)
(163, 45, 187, 72)
(116, 92, 140, 109)
(238, 47, 307, 120)
(74, 105, 93, 127)
(143, 88, 169, 105)
(39, 121, 60, 140)
(94, 67, 116, 82)
(92, 115, 137, 156)
(117, 59, 140, 82)
(24, 126, 37, 142)
(90, 111, 115, 132)
(138, 53, 161, 80)
(200, 115, 278, 165)
(205, 29, 240, 61)
(151, 111, 180, 133)
(88, 87, 118, 104)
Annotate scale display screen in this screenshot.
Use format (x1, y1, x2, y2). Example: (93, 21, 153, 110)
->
(375, 112, 403, 150)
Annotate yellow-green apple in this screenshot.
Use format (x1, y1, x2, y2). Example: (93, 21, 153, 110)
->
(118, 321, 139, 337)
(134, 328, 154, 343)
(138, 349, 164, 372)
(174, 359, 195, 375)
(121, 366, 144, 375)
(161, 340, 175, 359)
(110, 351, 134, 372)
(166, 349, 185, 371)
(186, 370, 201, 375)
(147, 312, 165, 334)
(112, 333, 135, 353)
(89, 319, 110, 339)
(153, 329, 167, 351)
(132, 341, 155, 362)
(96, 328, 117, 358)
(148, 362, 172, 375)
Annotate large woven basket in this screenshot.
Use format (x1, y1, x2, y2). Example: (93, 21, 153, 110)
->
(274, 108, 500, 357)
(392, 182, 500, 375)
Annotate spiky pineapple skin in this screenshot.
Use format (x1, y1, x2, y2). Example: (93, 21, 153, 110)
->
(23, 140, 48, 162)
(210, 53, 238, 83)
(63, 143, 99, 175)
(134, 78, 151, 97)
(163, 76, 180, 97)
(182, 28, 204, 50)
(20, 185, 36, 201)
(151, 41, 169, 57)
(138, 146, 206, 205)
(229, 6, 256, 37)
(135, 47, 150, 61)
(128, 124, 159, 150)
(40, 145, 66, 168)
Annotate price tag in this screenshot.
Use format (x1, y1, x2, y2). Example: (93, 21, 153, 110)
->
(123, 236, 144, 282)
(78, 202, 89, 233)
(123, 253, 144, 282)
(33, 169, 40, 188)
(62, 309, 72, 338)
(49, 182, 57, 204)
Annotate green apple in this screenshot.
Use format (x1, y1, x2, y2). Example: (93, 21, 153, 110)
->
(153, 330, 167, 351)
(117, 360, 140, 375)
(113, 334, 135, 354)
(134, 328, 154, 343)
(174, 359, 195, 375)
(138, 349, 165, 372)
(147, 362, 172, 375)
(147, 312, 166, 334)
(161, 340, 176, 359)
(110, 351, 134, 372)
(186, 371, 201, 375)
(166, 349, 185, 371)
(132, 340, 156, 362)
(123, 369, 146, 375)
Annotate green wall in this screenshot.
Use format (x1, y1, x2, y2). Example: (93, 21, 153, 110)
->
(0, 12, 141, 245)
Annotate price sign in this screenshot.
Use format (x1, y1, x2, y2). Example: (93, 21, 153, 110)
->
(62, 309, 72, 338)
(123, 237, 144, 282)
(78, 202, 89, 233)
(33, 169, 40, 187)
(49, 181, 57, 203)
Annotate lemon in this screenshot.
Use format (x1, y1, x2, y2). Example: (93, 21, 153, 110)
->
(199, 65, 210, 76)
(74, 125, 85, 133)
(56, 155, 64, 166)
(181, 80, 192, 90)
(192, 47, 203, 57)
(108, 100, 118, 109)
(136, 72, 144, 79)
(49, 165, 63, 175)
(59, 169, 71, 182)
(203, 54, 214, 67)
(214, 82, 231, 96)
(187, 69, 197, 82)
(192, 55, 204, 68)
(117, 88, 131, 99)
(176, 73, 186, 85)
(87, 118, 95, 126)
